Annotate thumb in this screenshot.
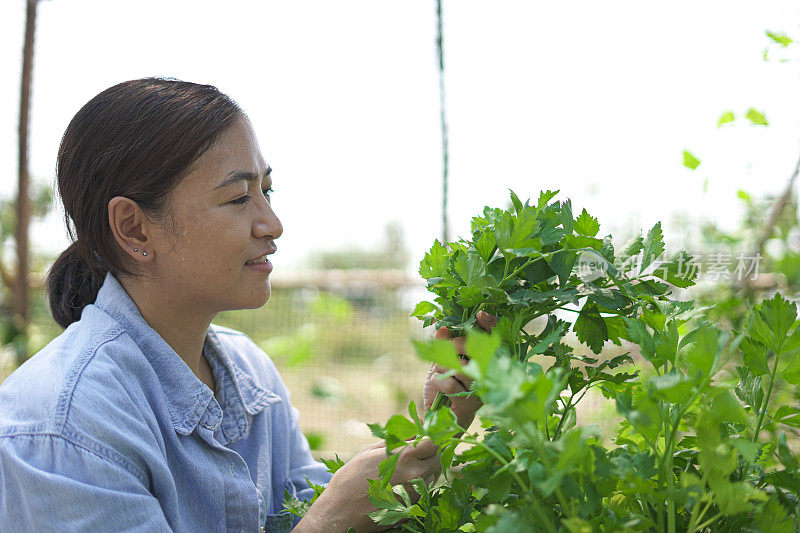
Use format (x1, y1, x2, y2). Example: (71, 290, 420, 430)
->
(476, 310, 498, 332)
(435, 326, 452, 340)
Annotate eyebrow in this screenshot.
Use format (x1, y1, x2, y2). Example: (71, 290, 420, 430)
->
(213, 167, 272, 190)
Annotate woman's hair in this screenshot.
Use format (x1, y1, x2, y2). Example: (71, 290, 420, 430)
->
(46, 77, 243, 328)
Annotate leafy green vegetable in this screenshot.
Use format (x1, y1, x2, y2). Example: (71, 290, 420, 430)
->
(288, 190, 800, 532)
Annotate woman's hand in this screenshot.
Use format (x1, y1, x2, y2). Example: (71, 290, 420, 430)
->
(422, 310, 498, 430)
(295, 439, 441, 532)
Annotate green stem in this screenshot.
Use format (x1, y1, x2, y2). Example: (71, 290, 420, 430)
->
(429, 391, 450, 412)
(553, 306, 582, 314)
(695, 499, 713, 526)
(658, 404, 688, 516)
(666, 419, 676, 533)
(452, 437, 558, 533)
(686, 502, 701, 533)
(500, 257, 534, 286)
(658, 380, 704, 475)
(544, 413, 551, 440)
(752, 349, 781, 442)
(551, 385, 594, 442)
(554, 488, 576, 520)
(660, 413, 678, 469)
(452, 437, 527, 491)
(685, 466, 712, 533)
(551, 394, 575, 441)
(694, 512, 722, 532)
(572, 386, 591, 406)
(687, 496, 713, 533)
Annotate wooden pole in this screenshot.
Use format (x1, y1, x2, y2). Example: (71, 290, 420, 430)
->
(752, 150, 800, 259)
(14, 0, 39, 356)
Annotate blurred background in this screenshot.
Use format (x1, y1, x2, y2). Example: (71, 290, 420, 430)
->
(2, 0, 800, 458)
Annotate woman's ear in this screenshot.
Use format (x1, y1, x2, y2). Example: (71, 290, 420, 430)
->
(108, 196, 155, 262)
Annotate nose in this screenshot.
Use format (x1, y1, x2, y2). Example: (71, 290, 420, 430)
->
(252, 196, 283, 240)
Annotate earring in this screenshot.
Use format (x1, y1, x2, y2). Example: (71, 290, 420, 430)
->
(142, 252, 147, 256)
(134, 248, 138, 252)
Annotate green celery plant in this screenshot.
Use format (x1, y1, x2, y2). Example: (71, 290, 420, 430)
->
(365, 191, 800, 532)
(287, 190, 800, 532)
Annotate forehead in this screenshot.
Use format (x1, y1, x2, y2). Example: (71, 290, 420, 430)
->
(187, 117, 269, 187)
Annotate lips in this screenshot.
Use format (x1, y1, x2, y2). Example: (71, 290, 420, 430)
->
(245, 247, 276, 265)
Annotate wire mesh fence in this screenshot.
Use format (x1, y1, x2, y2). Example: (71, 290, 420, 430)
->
(1, 268, 618, 461)
(215, 269, 433, 459)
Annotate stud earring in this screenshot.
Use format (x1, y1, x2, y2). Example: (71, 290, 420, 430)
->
(134, 248, 138, 252)
(142, 251, 147, 256)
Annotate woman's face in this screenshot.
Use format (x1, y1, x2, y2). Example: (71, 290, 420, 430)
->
(147, 116, 282, 314)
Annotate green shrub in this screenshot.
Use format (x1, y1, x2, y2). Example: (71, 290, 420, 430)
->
(289, 191, 800, 532)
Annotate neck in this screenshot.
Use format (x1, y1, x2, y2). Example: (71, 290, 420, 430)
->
(120, 277, 214, 380)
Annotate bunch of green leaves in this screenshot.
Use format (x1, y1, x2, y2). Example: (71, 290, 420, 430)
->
(283, 455, 346, 519)
(412, 189, 696, 362)
(360, 191, 800, 532)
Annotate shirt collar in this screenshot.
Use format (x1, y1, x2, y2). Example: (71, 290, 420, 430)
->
(92, 272, 279, 437)
(204, 328, 282, 444)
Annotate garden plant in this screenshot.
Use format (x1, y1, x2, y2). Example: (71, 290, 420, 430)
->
(287, 190, 800, 532)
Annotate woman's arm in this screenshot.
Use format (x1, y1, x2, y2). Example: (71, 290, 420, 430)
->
(0, 433, 172, 531)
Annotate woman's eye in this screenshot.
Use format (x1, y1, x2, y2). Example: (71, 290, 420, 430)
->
(230, 187, 273, 206)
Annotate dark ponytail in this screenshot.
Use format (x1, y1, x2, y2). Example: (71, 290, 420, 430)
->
(46, 77, 242, 328)
(46, 243, 107, 328)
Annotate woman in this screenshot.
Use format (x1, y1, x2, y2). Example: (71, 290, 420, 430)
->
(0, 78, 489, 532)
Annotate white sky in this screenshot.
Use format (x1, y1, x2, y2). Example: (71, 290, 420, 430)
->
(1, 0, 799, 273)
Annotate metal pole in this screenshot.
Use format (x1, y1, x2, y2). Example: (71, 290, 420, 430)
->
(436, 0, 449, 243)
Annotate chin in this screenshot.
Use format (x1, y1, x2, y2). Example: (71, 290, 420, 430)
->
(242, 286, 271, 310)
(221, 279, 271, 312)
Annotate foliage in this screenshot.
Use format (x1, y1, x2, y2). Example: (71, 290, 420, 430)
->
(679, 27, 799, 331)
(689, 188, 800, 331)
(0, 180, 54, 363)
(287, 190, 800, 532)
(283, 455, 346, 518)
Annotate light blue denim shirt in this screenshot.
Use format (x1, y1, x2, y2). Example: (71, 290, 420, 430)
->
(0, 273, 331, 532)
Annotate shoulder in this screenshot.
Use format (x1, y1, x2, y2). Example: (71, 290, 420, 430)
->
(0, 306, 158, 482)
(0, 305, 128, 432)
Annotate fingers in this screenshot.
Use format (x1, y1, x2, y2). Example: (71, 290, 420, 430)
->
(393, 442, 443, 488)
(423, 365, 436, 409)
(402, 440, 442, 482)
(476, 310, 498, 332)
(418, 452, 443, 481)
(431, 363, 473, 388)
(425, 361, 436, 381)
(363, 441, 386, 451)
(406, 438, 438, 460)
(436, 312, 498, 357)
(424, 367, 473, 410)
(428, 372, 469, 396)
